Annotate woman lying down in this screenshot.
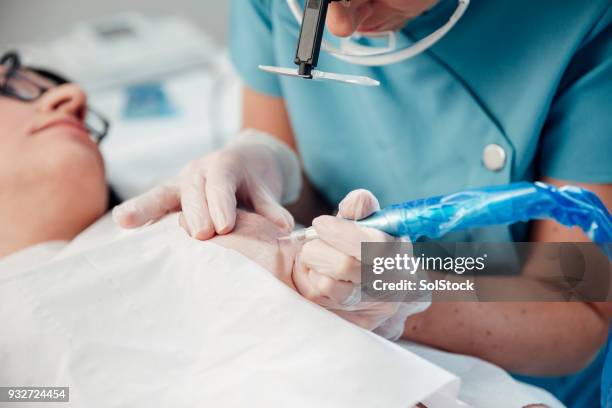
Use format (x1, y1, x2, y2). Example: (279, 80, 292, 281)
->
(0, 52, 561, 407)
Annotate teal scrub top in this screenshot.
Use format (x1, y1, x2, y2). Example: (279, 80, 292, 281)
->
(230, 1, 612, 405)
(602, 326, 612, 407)
(230, 0, 612, 243)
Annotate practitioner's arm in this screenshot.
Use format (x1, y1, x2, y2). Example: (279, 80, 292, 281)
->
(402, 177, 612, 376)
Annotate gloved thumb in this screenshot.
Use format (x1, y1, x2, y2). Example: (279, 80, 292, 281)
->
(337, 189, 380, 220)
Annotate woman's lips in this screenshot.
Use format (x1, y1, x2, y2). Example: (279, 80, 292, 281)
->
(32, 117, 95, 146)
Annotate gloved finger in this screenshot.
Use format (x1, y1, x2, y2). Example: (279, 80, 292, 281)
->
(327, 0, 373, 37)
(292, 259, 336, 308)
(113, 183, 180, 228)
(180, 173, 215, 240)
(312, 215, 397, 260)
(178, 212, 190, 235)
(306, 269, 357, 305)
(337, 189, 380, 220)
(205, 166, 239, 235)
(249, 181, 294, 233)
(294, 265, 361, 311)
(300, 239, 361, 283)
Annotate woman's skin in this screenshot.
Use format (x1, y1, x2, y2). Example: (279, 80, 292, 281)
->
(242, 84, 612, 376)
(206, 210, 300, 289)
(0, 69, 107, 257)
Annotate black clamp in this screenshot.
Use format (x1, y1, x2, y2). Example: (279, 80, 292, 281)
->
(294, 0, 348, 78)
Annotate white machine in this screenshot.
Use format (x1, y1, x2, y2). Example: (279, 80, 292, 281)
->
(19, 13, 217, 90)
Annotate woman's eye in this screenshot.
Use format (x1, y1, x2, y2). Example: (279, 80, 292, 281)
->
(6, 78, 40, 100)
(4, 83, 18, 95)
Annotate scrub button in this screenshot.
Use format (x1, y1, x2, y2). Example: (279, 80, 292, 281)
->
(483, 144, 506, 172)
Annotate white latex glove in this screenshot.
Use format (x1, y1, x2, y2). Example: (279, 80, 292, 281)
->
(292, 189, 430, 340)
(113, 129, 301, 239)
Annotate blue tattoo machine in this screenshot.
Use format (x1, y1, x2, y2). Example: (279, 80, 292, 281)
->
(279, 182, 612, 259)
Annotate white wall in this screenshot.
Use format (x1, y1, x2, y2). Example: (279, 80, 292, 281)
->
(0, 0, 230, 46)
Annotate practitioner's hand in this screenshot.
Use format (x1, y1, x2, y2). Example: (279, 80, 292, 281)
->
(327, 0, 438, 37)
(113, 129, 301, 240)
(292, 189, 430, 340)
(213, 211, 300, 289)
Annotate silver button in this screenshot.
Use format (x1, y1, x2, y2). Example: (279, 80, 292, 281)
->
(482, 144, 506, 172)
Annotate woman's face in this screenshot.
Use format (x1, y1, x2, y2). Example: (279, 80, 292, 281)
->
(0, 67, 108, 241)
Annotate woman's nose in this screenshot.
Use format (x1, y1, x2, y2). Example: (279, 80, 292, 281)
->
(36, 83, 88, 120)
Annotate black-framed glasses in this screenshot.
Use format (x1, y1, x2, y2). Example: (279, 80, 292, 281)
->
(0, 51, 110, 144)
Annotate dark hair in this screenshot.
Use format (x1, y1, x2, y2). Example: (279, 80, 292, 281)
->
(107, 185, 122, 211)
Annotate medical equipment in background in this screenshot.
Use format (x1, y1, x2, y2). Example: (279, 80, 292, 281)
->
(280, 182, 612, 260)
(259, 0, 470, 86)
(123, 82, 178, 119)
(18, 13, 215, 91)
